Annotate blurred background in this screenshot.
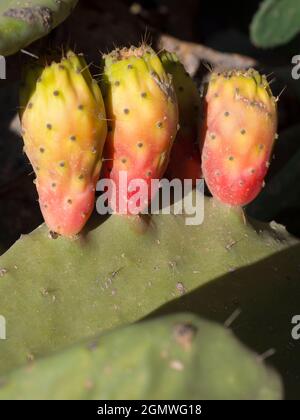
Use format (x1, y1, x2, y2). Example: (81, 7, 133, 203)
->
(1, 0, 300, 252)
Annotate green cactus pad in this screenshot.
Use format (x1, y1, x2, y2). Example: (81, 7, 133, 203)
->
(0, 192, 298, 388)
(250, 0, 300, 48)
(0, 313, 282, 400)
(0, 0, 79, 56)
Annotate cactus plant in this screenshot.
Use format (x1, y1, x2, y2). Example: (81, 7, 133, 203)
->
(0, 314, 282, 400)
(250, 0, 300, 48)
(0, 0, 79, 56)
(0, 192, 298, 382)
(20, 51, 107, 236)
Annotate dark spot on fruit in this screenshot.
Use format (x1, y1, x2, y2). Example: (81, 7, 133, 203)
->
(114, 80, 120, 86)
(78, 104, 84, 110)
(52, 182, 56, 188)
(46, 123, 52, 130)
(78, 174, 84, 180)
(70, 135, 76, 141)
(224, 111, 230, 117)
(214, 93, 219, 98)
(121, 158, 127, 164)
(241, 129, 246, 135)
(141, 92, 147, 98)
(157, 121, 163, 128)
(229, 156, 234, 161)
(179, 86, 184, 92)
(59, 65, 65, 70)
(259, 144, 264, 150)
(210, 133, 216, 140)
(28, 102, 33, 109)
(250, 168, 256, 174)
(127, 64, 133, 69)
(67, 199, 72, 204)
(146, 170, 152, 177)
(53, 90, 59, 96)
(59, 161, 65, 168)
(137, 142, 143, 148)
(123, 108, 130, 114)
(40, 147, 45, 153)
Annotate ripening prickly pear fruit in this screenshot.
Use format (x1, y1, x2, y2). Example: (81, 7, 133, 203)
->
(201, 69, 277, 206)
(100, 45, 179, 215)
(20, 51, 107, 236)
(160, 51, 202, 184)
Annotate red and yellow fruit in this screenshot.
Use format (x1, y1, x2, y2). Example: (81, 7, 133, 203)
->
(20, 51, 107, 236)
(201, 68, 277, 206)
(101, 45, 179, 214)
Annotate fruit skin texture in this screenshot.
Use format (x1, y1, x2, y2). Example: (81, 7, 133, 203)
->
(201, 69, 277, 206)
(160, 51, 202, 184)
(101, 45, 179, 215)
(20, 51, 107, 236)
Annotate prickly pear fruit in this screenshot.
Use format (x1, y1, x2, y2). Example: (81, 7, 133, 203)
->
(100, 45, 178, 215)
(160, 51, 202, 184)
(201, 69, 277, 206)
(20, 51, 107, 236)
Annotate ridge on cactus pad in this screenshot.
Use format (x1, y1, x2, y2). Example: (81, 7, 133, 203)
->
(201, 68, 277, 206)
(0, 314, 283, 400)
(100, 44, 179, 215)
(160, 51, 202, 184)
(19, 51, 107, 237)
